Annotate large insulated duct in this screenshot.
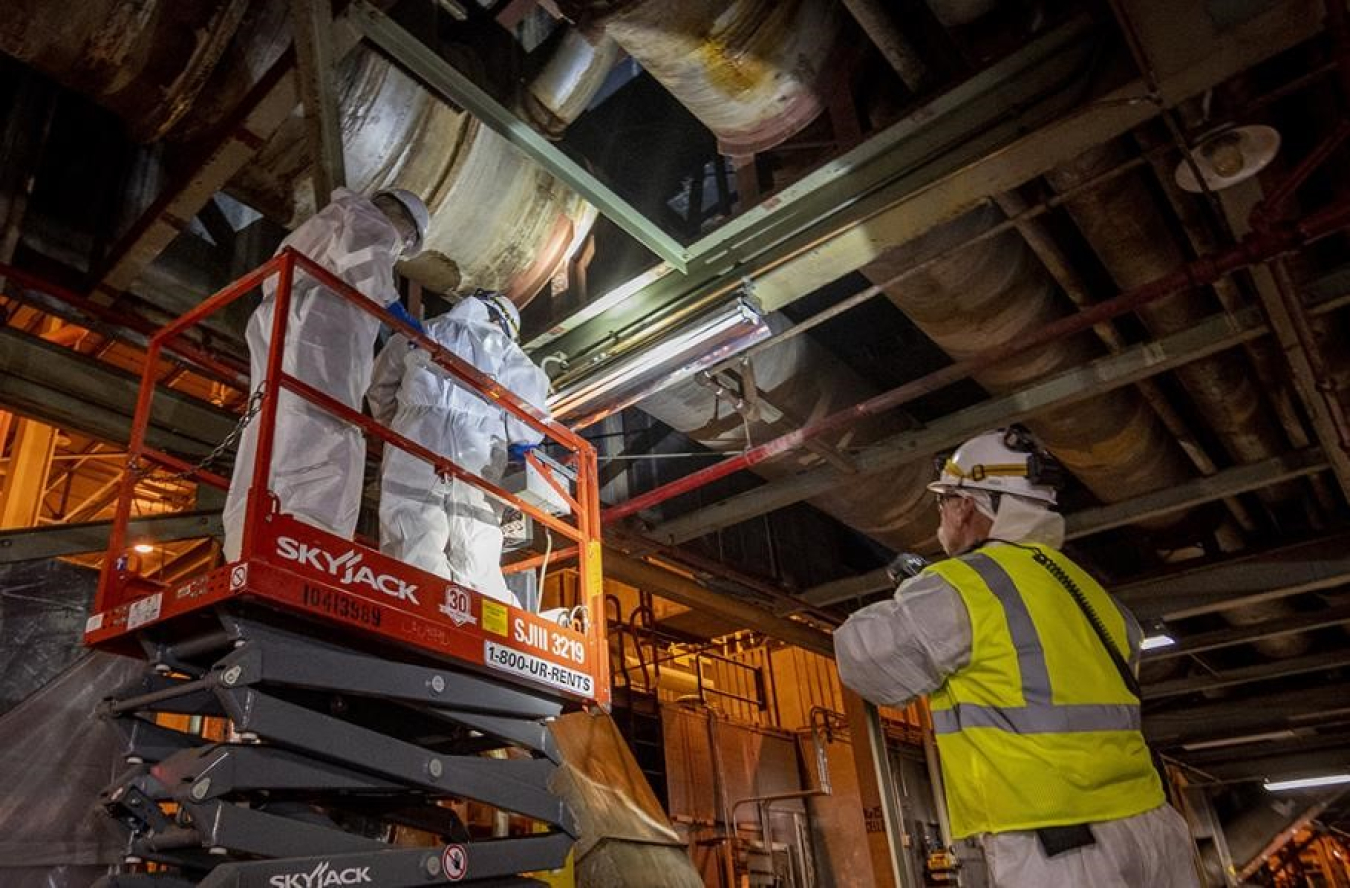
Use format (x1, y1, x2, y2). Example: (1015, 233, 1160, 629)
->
(864, 205, 1196, 511)
(226, 47, 598, 303)
(1045, 143, 1292, 486)
(1045, 142, 1310, 659)
(600, 0, 841, 154)
(0, 0, 255, 142)
(641, 315, 935, 551)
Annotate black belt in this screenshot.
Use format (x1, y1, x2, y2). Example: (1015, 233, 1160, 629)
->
(1035, 823, 1096, 858)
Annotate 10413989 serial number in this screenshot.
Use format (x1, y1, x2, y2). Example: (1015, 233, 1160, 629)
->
(302, 585, 383, 628)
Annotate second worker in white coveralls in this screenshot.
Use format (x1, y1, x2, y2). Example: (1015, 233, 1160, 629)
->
(834, 427, 1200, 888)
(367, 290, 550, 607)
(222, 188, 429, 560)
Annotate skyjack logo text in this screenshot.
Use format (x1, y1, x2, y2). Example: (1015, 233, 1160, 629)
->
(276, 536, 420, 605)
(268, 860, 371, 888)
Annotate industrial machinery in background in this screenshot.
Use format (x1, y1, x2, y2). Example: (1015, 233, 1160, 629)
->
(83, 249, 609, 887)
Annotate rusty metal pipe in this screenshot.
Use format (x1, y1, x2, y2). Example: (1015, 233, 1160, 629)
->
(841, 0, 927, 90)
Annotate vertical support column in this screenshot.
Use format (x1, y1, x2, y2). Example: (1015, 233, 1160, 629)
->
(290, 0, 347, 205)
(842, 689, 915, 888)
(0, 416, 57, 528)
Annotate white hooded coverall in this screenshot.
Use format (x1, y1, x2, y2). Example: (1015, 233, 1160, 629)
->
(367, 298, 549, 607)
(222, 189, 405, 560)
(834, 498, 1200, 888)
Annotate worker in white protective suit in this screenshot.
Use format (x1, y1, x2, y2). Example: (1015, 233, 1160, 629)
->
(367, 290, 549, 607)
(222, 188, 430, 560)
(834, 427, 1200, 888)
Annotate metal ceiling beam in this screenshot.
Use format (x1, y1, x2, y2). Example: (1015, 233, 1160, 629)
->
(603, 549, 835, 657)
(533, 0, 1322, 364)
(0, 326, 237, 457)
(90, 15, 363, 301)
(0, 512, 221, 564)
(1118, 532, 1350, 621)
(654, 305, 1269, 547)
(1180, 732, 1350, 770)
(795, 447, 1339, 609)
(1143, 649, 1350, 701)
(1065, 447, 1330, 538)
(1145, 600, 1350, 662)
(290, 0, 348, 202)
(350, 1, 688, 271)
(1190, 739, 1350, 783)
(1146, 686, 1350, 747)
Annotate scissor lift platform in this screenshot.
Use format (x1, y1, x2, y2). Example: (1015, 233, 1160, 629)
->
(85, 249, 609, 887)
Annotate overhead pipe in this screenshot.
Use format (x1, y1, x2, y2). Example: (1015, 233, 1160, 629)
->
(608, 197, 1350, 520)
(599, 0, 843, 154)
(522, 28, 623, 138)
(228, 47, 598, 303)
(841, 0, 928, 91)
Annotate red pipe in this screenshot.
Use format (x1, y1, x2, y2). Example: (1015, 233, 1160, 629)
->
(602, 199, 1350, 523)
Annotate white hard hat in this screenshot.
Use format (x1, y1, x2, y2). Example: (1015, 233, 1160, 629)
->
(928, 426, 1060, 506)
(374, 188, 430, 252)
(473, 289, 521, 341)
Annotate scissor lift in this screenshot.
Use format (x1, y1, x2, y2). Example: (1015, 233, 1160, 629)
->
(84, 249, 609, 887)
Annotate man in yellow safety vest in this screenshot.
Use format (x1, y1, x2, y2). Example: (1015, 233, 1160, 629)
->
(835, 426, 1199, 887)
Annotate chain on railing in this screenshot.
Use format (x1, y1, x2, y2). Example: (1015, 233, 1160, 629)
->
(130, 386, 266, 486)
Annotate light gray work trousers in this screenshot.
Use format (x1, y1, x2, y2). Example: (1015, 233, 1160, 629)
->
(982, 804, 1201, 887)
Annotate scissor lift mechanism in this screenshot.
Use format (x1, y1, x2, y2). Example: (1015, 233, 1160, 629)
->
(84, 250, 609, 887)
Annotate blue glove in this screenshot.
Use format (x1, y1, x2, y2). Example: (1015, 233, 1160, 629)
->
(386, 301, 423, 333)
(508, 442, 538, 464)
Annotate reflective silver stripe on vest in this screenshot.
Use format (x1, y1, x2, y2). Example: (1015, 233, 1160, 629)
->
(963, 553, 1052, 706)
(934, 550, 1141, 736)
(931, 702, 1141, 735)
(1124, 609, 1143, 673)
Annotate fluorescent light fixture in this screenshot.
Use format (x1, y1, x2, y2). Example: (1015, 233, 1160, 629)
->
(132, 543, 155, 554)
(1139, 633, 1175, 651)
(1264, 773, 1350, 792)
(550, 297, 770, 428)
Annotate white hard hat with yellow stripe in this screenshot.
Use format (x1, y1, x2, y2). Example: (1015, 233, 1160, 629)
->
(928, 426, 1060, 506)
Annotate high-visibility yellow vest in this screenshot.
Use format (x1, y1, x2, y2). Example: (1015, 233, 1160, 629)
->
(926, 542, 1163, 838)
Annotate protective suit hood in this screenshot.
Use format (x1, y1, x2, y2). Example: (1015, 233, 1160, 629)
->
(989, 496, 1065, 549)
